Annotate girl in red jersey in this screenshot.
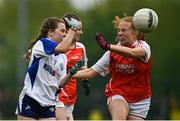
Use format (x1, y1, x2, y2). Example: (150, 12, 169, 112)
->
(56, 14, 89, 120)
(73, 16, 152, 120)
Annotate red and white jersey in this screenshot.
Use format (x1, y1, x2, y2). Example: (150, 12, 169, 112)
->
(92, 40, 151, 103)
(58, 42, 88, 105)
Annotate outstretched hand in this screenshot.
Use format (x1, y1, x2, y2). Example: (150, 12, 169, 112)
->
(70, 60, 84, 75)
(95, 33, 110, 50)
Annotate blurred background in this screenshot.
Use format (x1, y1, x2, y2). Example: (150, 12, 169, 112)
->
(0, 0, 180, 120)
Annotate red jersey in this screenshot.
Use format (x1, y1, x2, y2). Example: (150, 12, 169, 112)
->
(58, 42, 88, 105)
(105, 52, 151, 103)
(92, 40, 151, 103)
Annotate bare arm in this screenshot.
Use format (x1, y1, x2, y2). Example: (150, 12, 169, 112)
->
(55, 29, 76, 53)
(110, 44, 145, 58)
(73, 68, 99, 80)
(95, 33, 146, 58)
(55, 17, 81, 53)
(59, 73, 72, 87)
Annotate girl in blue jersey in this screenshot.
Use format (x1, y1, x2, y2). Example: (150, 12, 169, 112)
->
(15, 16, 84, 120)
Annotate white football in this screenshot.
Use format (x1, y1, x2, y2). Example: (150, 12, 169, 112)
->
(133, 8, 158, 33)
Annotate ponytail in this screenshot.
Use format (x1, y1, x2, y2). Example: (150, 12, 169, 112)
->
(23, 17, 64, 61)
(23, 34, 42, 61)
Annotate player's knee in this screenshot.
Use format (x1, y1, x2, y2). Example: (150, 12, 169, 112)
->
(111, 112, 127, 120)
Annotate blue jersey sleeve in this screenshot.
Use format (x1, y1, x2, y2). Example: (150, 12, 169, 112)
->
(40, 38, 58, 54)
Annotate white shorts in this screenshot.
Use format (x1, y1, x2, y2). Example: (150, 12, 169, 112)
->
(56, 98, 65, 108)
(107, 95, 151, 118)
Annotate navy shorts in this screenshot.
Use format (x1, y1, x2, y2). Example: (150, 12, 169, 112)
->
(16, 94, 55, 119)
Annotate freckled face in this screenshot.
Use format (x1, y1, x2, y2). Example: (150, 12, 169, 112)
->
(116, 21, 136, 46)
